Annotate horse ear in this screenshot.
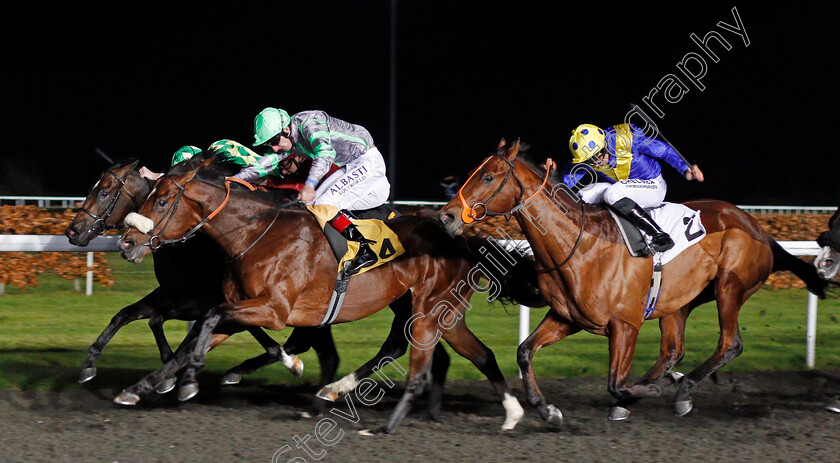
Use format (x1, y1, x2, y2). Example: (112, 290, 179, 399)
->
(497, 138, 507, 150)
(130, 159, 140, 169)
(505, 138, 521, 161)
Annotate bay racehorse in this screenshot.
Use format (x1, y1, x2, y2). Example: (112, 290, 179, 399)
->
(815, 206, 840, 279)
(439, 140, 829, 425)
(114, 157, 543, 433)
(64, 159, 453, 417)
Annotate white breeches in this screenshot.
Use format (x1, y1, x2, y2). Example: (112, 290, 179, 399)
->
(313, 147, 391, 211)
(578, 175, 667, 208)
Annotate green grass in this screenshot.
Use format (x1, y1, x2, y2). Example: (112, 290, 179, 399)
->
(1, 254, 839, 391)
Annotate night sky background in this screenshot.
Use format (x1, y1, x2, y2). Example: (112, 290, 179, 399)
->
(1, 2, 837, 205)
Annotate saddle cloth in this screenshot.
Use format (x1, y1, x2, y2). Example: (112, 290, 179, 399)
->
(306, 204, 405, 275)
(607, 202, 706, 265)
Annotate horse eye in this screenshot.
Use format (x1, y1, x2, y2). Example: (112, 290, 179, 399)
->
(483, 174, 494, 183)
(99, 190, 109, 198)
(156, 199, 167, 207)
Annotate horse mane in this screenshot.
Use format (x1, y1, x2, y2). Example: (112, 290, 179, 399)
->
(110, 157, 140, 171)
(505, 141, 625, 245)
(190, 157, 303, 207)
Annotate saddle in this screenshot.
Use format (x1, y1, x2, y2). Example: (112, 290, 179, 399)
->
(606, 205, 656, 257)
(306, 203, 406, 325)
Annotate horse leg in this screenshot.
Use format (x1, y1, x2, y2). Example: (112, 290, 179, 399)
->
(379, 312, 438, 435)
(674, 275, 745, 416)
(517, 311, 580, 427)
(427, 343, 450, 421)
(317, 293, 414, 401)
(219, 327, 305, 386)
(441, 319, 522, 431)
(79, 289, 163, 383)
(148, 312, 180, 394)
(180, 297, 286, 401)
(304, 326, 340, 417)
(605, 317, 663, 420)
(621, 307, 690, 406)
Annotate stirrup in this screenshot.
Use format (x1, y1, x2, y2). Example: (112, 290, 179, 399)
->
(345, 243, 378, 275)
(650, 234, 675, 252)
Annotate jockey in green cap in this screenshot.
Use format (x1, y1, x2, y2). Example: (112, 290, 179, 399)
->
(236, 107, 390, 275)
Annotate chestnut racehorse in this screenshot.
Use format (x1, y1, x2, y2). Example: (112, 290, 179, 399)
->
(439, 140, 829, 426)
(65, 159, 452, 417)
(115, 158, 541, 433)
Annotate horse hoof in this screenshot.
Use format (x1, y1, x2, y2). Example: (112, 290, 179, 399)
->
(113, 390, 141, 406)
(78, 367, 97, 384)
(358, 427, 387, 436)
(178, 382, 199, 402)
(825, 398, 840, 414)
(501, 393, 524, 431)
(220, 372, 242, 386)
(545, 404, 563, 427)
(289, 357, 304, 377)
(155, 377, 177, 394)
(316, 387, 339, 402)
(609, 406, 631, 421)
(674, 399, 694, 417)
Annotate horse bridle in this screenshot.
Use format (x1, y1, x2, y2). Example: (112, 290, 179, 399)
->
(456, 154, 586, 273)
(80, 169, 142, 236)
(138, 175, 293, 261)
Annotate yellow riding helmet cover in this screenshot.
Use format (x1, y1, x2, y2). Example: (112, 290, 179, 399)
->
(569, 124, 605, 163)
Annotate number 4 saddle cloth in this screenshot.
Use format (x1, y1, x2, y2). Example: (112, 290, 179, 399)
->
(306, 204, 405, 275)
(608, 202, 706, 265)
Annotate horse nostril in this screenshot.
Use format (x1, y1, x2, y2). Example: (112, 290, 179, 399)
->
(120, 240, 134, 250)
(440, 212, 455, 226)
(66, 227, 78, 238)
(822, 259, 834, 269)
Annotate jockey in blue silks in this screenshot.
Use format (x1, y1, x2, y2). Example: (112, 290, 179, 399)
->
(562, 123, 705, 252)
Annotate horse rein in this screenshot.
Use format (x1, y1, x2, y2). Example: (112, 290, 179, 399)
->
(80, 169, 142, 236)
(143, 176, 257, 250)
(139, 175, 295, 262)
(456, 154, 586, 272)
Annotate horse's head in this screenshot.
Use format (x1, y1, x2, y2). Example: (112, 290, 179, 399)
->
(815, 207, 840, 279)
(65, 159, 149, 246)
(439, 139, 528, 235)
(117, 167, 206, 263)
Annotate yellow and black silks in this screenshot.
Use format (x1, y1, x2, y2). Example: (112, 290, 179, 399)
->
(306, 204, 404, 275)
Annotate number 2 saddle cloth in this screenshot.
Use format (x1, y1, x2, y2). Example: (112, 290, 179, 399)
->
(609, 202, 706, 265)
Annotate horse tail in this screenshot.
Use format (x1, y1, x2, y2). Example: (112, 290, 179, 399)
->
(770, 238, 829, 299)
(459, 234, 548, 308)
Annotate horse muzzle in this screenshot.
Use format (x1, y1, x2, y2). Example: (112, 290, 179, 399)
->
(117, 234, 150, 264)
(439, 211, 465, 236)
(815, 246, 840, 280)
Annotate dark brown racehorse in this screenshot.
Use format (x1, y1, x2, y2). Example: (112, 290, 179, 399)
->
(64, 159, 453, 417)
(815, 206, 840, 279)
(439, 140, 829, 425)
(114, 158, 542, 433)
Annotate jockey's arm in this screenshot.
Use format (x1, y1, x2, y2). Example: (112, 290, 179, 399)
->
(299, 118, 337, 187)
(634, 136, 697, 178)
(235, 153, 281, 182)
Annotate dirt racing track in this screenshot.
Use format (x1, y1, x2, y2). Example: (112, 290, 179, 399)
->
(2, 370, 840, 462)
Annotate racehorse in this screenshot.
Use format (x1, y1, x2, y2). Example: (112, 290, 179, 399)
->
(64, 159, 453, 416)
(815, 206, 840, 279)
(438, 140, 829, 425)
(114, 157, 542, 433)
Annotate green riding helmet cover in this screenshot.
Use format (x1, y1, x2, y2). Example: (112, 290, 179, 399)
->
(252, 107, 291, 147)
(171, 145, 203, 166)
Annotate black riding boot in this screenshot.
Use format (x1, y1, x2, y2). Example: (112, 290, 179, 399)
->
(339, 223, 378, 275)
(612, 198, 675, 253)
